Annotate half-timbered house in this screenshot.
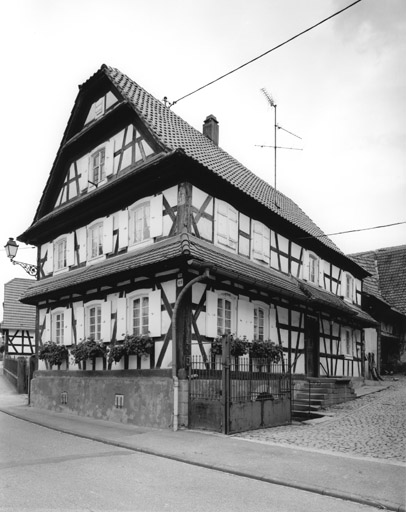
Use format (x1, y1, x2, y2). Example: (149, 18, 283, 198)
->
(1, 278, 36, 356)
(18, 65, 375, 429)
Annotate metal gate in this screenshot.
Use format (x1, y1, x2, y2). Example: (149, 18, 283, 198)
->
(188, 353, 291, 434)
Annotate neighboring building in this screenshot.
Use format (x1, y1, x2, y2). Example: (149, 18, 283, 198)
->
(17, 65, 375, 428)
(350, 245, 406, 374)
(1, 278, 36, 356)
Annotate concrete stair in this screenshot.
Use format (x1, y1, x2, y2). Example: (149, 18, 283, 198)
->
(292, 378, 356, 420)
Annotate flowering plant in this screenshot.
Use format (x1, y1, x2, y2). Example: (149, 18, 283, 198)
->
(38, 341, 69, 367)
(249, 340, 283, 362)
(211, 336, 249, 357)
(70, 338, 107, 364)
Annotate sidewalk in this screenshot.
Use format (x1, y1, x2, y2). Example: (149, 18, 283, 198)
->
(0, 374, 405, 512)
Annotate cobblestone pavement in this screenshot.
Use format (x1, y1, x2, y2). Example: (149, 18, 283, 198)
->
(235, 375, 406, 463)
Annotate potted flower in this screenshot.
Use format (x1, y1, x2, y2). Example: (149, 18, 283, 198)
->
(210, 335, 249, 357)
(122, 333, 153, 358)
(38, 341, 69, 369)
(70, 337, 107, 369)
(249, 340, 283, 362)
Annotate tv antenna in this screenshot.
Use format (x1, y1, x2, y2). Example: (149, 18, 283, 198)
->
(259, 88, 302, 190)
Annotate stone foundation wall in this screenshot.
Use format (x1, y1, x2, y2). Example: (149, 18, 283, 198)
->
(30, 369, 174, 429)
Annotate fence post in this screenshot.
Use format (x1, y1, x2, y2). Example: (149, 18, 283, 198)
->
(221, 335, 231, 434)
(17, 357, 27, 394)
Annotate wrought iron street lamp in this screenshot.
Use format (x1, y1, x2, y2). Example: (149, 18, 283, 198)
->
(4, 238, 37, 277)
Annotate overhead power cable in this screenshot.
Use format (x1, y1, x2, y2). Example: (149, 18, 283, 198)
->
(298, 221, 406, 240)
(170, 0, 362, 106)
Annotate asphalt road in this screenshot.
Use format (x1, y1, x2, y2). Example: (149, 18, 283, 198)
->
(0, 412, 382, 512)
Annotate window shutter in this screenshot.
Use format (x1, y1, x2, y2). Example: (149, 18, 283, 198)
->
(103, 216, 114, 254)
(79, 156, 90, 191)
(43, 313, 51, 343)
(229, 208, 238, 248)
(150, 195, 163, 238)
(116, 298, 127, 340)
(101, 301, 112, 342)
(148, 289, 162, 337)
(64, 309, 72, 345)
(318, 260, 324, 288)
(302, 251, 309, 281)
(74, 306, 85, 343)
(76, 227, 87, 265)
(237, 299, 254, 340)
(105, 141, 114, 177)
(216, 201, 228, 245)
(205, 290, 218, 338)
(42, 243, 53, 275)
(118, 210, 129, 250)
(66, 233, 75, 267)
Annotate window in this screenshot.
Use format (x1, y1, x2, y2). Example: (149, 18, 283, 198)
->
(52, 312, 64, 345)
(91, 148, 106, 185)
(344, 273, 354, 300)
(131, 201, 150, 244)
(89, 222, 103, 259)
(54, 238, 67, 271)
(217, 297, 232, 336)
(87, 305, 102, 340)
(254, 307, 265, 341)
(216, 201, 238, 251)
(342, 329, 352, 356)
(131, 296, 149, 335)
(309, 254, 319, 284)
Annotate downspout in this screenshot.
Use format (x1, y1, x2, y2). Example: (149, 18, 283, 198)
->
(172, 267, 211, 431)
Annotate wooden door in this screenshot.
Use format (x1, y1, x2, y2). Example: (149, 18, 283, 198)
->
(305, 315, 320, 377)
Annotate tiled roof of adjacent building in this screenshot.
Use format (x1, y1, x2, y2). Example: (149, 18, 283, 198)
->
(349, 245, 406, 315)
(1, 278, 36, 330)
(101, 65, 343, 255)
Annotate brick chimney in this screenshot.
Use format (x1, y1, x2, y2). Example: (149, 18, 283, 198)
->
(203, 115, 219, 145)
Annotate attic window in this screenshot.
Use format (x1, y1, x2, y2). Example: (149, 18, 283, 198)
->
(84, 92, 118, 125)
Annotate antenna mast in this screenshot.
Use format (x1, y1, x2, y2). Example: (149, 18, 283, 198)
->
(261, 88, 277, 189)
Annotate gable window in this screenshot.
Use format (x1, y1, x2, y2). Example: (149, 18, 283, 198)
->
(91, 148, 105, 185)
(54, 238, 67, 271)
(216, 200, 238, 251)
(254, 307, 265, 341)
(309, 254, 319, 284)
(131, 201, 150, 245)
(131, 295, 149, 335)
(87, 304, 102, 341)
(89, 222, 103, 259)
(52, 312, 64, 345)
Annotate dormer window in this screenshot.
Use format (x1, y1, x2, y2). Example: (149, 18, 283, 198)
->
(91, 148, 106, 185)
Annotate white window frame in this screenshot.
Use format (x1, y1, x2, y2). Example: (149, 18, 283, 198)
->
(85, 301, 102, 341)
(129, 200, 151, 247)
(215, 200, 238, 252)
(341, 328, 353, 357)
(253, 302, 269, 342)
(88, 221, 104, 261)
(216, 292, 236, 337)
(126, 289, 161, 338)
(53, 237, 67, 272)
(52, 310, 65, 345)
(343, 272, 354, 302)
(130, 293, 150, 336)
(91, 147, 106, 186)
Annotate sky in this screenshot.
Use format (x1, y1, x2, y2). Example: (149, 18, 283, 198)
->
(0, 0, 405, 312)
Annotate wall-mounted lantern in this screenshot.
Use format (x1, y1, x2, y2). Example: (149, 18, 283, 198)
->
(4, 238, 37, 277)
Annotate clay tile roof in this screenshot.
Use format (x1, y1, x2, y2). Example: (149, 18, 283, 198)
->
(349, 245, 406, 315)
(2, 278, 36, 330)
(102, 65, 342, 255)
